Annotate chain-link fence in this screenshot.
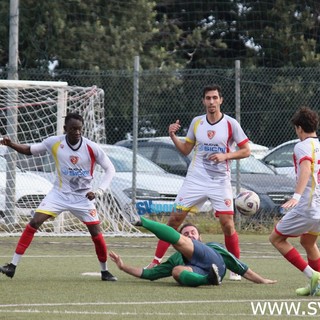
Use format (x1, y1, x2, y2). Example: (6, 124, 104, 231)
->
(1, 65, 319, 231)
(4, 65, 319, 146)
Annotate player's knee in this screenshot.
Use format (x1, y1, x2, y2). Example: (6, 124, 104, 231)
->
(29, 220, 41, 230)
(172, 267, 181, 281)
(221, 222, 235, 235)
(167, 216, 184, 228)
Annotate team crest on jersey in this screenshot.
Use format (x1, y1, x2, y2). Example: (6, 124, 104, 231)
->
(70, 156, 79, 165)
(207, 130, 216, 139)
(90, 209, 97, 217)
(224, 199, 232, 207)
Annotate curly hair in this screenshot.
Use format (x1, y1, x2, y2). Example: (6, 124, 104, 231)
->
(291, 106, 319, 133)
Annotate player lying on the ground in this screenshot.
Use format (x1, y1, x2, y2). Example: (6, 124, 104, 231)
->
(109, 217, 277, 287)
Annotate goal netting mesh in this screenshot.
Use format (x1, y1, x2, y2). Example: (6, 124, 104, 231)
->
(0, 80, 146, 237)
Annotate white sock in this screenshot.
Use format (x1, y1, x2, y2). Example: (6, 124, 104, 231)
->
(100, 261, 107, 271)
(11, 253, 22, 266)
(303, 265, 314, 279)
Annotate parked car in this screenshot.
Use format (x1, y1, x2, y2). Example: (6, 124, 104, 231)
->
(97, 144, 210, 217)
(261, 139, 298, 177)
(15, 144, 294, 222)
(230, 155, 295, 219)
(248, 141, 269, 159)
(16, 145, 211, 220)
(115, 137, 269, 176)
(0, 155, 53, 223)
(115, 136, 191, 176)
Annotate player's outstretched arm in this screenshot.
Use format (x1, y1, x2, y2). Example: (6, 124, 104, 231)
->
(0, 136, 32, 155)
(109, 251, 143, 278)
(243, 268, 277, 284)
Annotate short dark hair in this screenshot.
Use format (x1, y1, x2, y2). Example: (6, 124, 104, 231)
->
(202, 85, 222, 98)
(179, 223, 201, 235)
(291, 106, 319, 133)
(64, 113, 84, 125)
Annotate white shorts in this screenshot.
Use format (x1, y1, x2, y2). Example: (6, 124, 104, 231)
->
(175, 176, 234, 216)
(36, 189, 100, 224)
(275, 210, 320, 236)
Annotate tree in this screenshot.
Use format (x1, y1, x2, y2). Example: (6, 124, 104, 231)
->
(0, 0, 182, 70)
(153, 0, 320, 68)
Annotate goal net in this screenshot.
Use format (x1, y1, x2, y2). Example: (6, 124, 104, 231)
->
(0, 80, 145, 237)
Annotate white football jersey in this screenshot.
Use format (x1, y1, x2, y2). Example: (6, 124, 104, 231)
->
(186, 114, 249, 180)
(293, 137, 320, 218)
(30, 135, 115, 195)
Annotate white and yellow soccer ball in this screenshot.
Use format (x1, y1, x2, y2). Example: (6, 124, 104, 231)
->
(235, 190, 260, 216)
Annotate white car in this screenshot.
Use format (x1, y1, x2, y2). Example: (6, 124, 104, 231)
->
(248, 141, 269, 159)
(0, 155, 53, 222)
(97, 145, 212, 217)
(17, 145, 212, 220)
(261, 139, 298, 177)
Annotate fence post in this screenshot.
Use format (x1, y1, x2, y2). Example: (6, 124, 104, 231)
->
(235, 60, 241, 229)
(132, 56, 140, 207)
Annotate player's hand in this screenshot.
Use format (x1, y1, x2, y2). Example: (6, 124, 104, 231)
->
(0, 136, 12, 146)
(207, 153, 227, 163)
(109, 251, 124, 270)
(261, 278, 277, 284)
(281, 198, 298, 209)
(168, 120, 181, 137)
(86, 191, 95, 201)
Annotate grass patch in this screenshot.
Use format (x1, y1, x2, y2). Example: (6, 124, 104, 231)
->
(0, 234, 316, 320)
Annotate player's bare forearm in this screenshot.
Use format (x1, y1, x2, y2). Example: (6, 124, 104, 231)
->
(0, 136, 32, 155)
(243, 268, 277, 284)
(109, 251, 143, 278)
(295, 160, 311, 195)
(231, 143, 251, 160)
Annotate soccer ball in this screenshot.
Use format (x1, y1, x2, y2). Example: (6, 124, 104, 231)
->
(235, 191, 260, 216)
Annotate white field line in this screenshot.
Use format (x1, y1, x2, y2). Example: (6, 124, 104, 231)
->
(0, 299, 314, 318)
(0, 298, 313, 307)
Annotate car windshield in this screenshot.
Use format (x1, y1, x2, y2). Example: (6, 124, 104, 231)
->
(231, 156, 275, 175)
(263, 142, 295, 168)
(104, 147, 165, 173)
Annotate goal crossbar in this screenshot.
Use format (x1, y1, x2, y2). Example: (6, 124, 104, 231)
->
(0, 80, 68, 88)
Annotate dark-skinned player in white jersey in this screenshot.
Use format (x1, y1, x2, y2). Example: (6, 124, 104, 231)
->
(145, 85, 251, 281)
(0, 113, 117, 281)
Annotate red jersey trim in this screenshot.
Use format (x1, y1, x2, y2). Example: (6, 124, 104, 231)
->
(238, 138, 249, 147)
(86, 145, 96, 176)
(299, 156, 313, 165)
(215, 210, 234, 217)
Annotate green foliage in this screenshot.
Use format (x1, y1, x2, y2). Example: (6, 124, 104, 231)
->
(1, 0, 320, 70)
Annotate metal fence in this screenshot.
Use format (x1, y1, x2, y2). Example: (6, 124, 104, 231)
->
(3, 64, 319, 147)
(1, 64, 320, 230)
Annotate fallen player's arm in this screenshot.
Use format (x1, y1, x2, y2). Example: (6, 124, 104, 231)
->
(243, 268, 277, 284)
(109, 251, 143, 278)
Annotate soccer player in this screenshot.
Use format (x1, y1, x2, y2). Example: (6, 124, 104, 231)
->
(0, 113, 117, 281)
(110, 217, 277, 286)
(146, 84, 251, 281)
(269, 106, 320, 296)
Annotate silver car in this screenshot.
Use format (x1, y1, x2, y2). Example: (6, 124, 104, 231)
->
(15, 145, 212, 221)
(97, 145, 212, 219)
(261, 139, 298, 177)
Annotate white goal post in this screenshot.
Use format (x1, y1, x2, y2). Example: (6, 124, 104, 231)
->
(0, 80, 144, 237)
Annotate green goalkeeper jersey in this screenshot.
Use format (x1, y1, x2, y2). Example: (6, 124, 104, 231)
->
(141, 242, 248, 281)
